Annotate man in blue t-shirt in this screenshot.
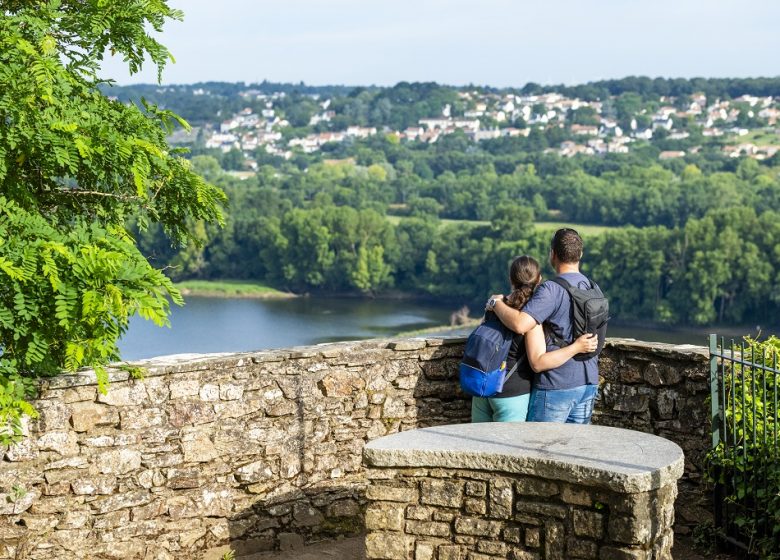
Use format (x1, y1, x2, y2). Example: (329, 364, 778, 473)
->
(487, 228, 599, 423)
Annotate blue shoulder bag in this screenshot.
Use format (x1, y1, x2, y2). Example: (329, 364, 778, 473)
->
(459, 312, 519, 398)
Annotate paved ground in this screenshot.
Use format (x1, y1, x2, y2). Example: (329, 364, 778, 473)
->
(237, 537, 365, 560)
(216, 534, 740, 560)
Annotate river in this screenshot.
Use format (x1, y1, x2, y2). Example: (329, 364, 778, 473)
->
(117, 296, 771, 361)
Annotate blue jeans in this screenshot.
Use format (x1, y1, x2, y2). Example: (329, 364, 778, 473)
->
(528, 384, 598, 424)
(471, 394, 530, 423)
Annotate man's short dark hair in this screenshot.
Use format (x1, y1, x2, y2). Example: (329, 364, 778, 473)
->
(551, 228, 583, 263)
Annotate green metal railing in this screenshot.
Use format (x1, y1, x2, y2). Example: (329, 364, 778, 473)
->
(709, 334, 780, 555)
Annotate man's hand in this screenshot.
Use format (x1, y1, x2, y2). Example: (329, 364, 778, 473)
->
(572, 333, 598, 354)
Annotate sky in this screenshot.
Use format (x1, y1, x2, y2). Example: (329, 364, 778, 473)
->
(100, 0, 780, 88)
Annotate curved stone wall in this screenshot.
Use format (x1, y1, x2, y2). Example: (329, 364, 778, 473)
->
(0, 337, 709, 559)
(363, 423, 685, 560)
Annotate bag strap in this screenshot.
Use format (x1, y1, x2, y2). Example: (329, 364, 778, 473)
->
(505, 358, 520, 379)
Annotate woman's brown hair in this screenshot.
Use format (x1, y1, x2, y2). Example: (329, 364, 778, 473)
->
(504, 255, 541, 310)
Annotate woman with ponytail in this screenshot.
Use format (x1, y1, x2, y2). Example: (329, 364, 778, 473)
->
(472, 255, 597, 423)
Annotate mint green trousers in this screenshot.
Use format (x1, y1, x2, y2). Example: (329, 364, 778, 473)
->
(471, 393, 530, 423)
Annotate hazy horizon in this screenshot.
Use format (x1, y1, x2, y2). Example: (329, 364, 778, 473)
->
(100, 0, 780, 88)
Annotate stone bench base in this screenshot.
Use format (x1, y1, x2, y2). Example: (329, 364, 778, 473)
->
(363, 423, 683, 560)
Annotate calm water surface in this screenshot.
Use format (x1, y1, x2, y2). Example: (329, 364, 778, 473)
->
(118, 296, 455, 360)
(118, 296, 773, 361)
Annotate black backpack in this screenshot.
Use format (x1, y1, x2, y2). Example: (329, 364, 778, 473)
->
(545, 276, 610, 361)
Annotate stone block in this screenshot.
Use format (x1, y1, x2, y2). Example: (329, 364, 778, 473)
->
(420, 479, 463, 508)
(515, 501, 567, 520)
(366, 503, 405, 532)
(525, 526, 540, 547)
(167, 401, 216, 427)
(92, 490, 152, 514)
(120, 407, 167, 430)
(477, 541, 508, 555)
(432, 510, 455, 522)
(406, 520, 451, 537)
(319, 371, 365, 397)
(235, 460, 274, 483)
(327, 499, 360, 517)
(503, 526, 521, 544)
(292, 502, 324, 527)
(70, 401, 120, 432)
(61, 385, 98, 403)
(489, 478, 513, 518)
(387, 339, 427, 351)
(415, 541, 435, 560)
(406, 505, 433, 520)
(544, 520, 565, 560)
(92, 508, 130, 529)
(508, 550, 540, 560)
(465, 481, 487, 497)
(169, 379, 200, 399)
(199, 383, 220, 401)
(71, 475, 117, 495)
(561, 485, 595, 506)
(97, 448, 142, 475)
(181, 433, 221, 463)
(96, 383, 148, 406)
(56, 510, 90, 530)
(464, 497, 487, 515)
(644, 362, 683, 386)
(515, 477, 559, 497)
(437, 544, 463, 560)
(573, 509, 604, 539)
(652, 389, 677, 420)
(219, 383, 244, 400)
(608, 515, 652, 545)
(367, 485, 418, 503)
(567, 537, 599, 558)
(453, 517, 502, 538)
(37, 431, 79, 456)
(365, 532, 411, 560)
(599, 546, 651, 560)
(38, 401, 72, 431)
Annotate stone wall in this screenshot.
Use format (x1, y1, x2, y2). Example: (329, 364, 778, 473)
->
(595, 340, 710, 533)
(0, 337, 710, 559)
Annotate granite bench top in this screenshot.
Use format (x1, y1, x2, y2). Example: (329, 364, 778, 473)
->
(364, 422, 685, 493)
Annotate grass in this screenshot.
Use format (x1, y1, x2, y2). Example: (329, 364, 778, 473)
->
(385, 215, 614, 236)
(534, 221, 616, 236)
(727, 128, 780, 146)
(173, 280, 295, 299)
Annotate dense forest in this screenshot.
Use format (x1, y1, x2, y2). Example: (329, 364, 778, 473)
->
(115, 78, 780, 328)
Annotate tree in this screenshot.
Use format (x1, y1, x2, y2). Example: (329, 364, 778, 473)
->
(0, 2, 226, 439)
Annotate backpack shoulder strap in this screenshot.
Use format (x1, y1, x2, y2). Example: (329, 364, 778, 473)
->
(549, 276, 572, 291)
(544, 276, 574, 348)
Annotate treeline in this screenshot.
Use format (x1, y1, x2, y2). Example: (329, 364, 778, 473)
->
(224, 133, 780, 227)
(104, 76, 780, 129)
(523, 76, 780, 102)
(135, 150, 780, 327)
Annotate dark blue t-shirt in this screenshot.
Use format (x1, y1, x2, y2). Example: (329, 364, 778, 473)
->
(522, 272, 599, 390)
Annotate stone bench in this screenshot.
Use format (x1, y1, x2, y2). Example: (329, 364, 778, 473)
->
(363, 423, 684, 560)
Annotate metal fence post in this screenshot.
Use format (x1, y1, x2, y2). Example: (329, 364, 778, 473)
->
(710, 333, 720, 448)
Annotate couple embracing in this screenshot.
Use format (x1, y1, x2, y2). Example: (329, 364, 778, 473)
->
(471, 228, 605, 425)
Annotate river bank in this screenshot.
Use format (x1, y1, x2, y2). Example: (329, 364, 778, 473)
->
(174, 280, 296, 299)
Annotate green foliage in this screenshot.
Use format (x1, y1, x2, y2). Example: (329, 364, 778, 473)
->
(0, 2, 226, 441)
(691, 520, 717, 555)
(706, 336, 780, 558)
(6, 484, 27, 503)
